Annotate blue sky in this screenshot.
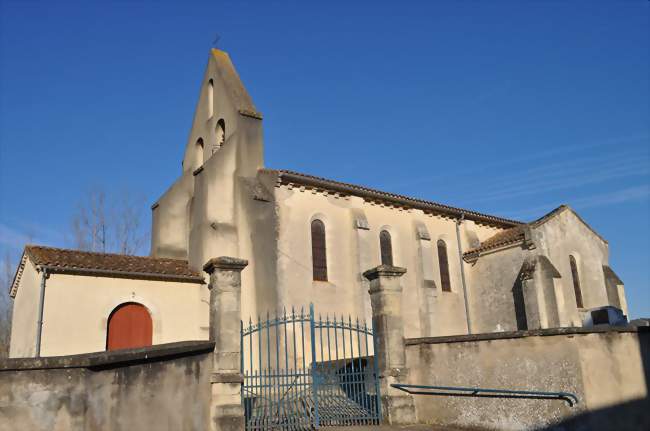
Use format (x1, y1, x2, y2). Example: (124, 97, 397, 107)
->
(0, 1, 648, 318)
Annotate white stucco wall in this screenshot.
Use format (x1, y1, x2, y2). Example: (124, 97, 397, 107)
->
(37, 273, 208, 357)
(151, 48, 266, 324)
(9, 260, 41, 358)
(150, 171, 194, 260)
(146, 49, 628, 345)
(463, 207, 623, 333)
(272, 185, 505, 338)
(533, 209, 610, 315)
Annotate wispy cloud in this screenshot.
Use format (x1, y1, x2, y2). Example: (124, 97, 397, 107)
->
(571, 185, 650, 209)
(0, 224, 35, 249)
(501, 185, 650, 221)
(381, 133, 650, 191)
(464, 154, 649, 204)
(0, 222, 65, 253)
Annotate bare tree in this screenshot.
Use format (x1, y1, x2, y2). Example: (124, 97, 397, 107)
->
(70, 188, 149, 255)
(71, 188, 108, 252)
(113, 191, 148, 255)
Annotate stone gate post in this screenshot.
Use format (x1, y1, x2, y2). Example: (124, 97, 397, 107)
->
(204, 256, 248, 431)
(363, 264, 416, 425)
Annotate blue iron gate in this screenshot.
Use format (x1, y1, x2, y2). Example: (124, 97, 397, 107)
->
(241, 304, 382, 431)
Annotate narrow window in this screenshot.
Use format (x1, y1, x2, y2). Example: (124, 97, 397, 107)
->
(214, 119, 225, 153)
(207, 79, 214, 118)
(311, 219, 328, 281)
(195, 138, 204, 166)
(437, 239, 451, 292)
(570, 255, 583, 308)
(379, 230, 393, 266)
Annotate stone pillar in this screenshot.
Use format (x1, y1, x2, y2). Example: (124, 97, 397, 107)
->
(203, 256, 249, 431)
(415, 221, 436, 336)
(521, 275, 542, 330)
(363, 265, 416, 425)
(520, 255, 562, 330)
(603, 265, 627, 316)
(352, 208, 373, 323)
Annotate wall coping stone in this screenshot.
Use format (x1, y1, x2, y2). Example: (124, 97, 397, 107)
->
(0, 340, 215, 371)
(405, 326, 648, 346)
(363, 265, 407, 281)
(203, 256, 249, 274)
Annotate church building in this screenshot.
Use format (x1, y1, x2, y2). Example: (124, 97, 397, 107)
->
(9, 49, 629, 358)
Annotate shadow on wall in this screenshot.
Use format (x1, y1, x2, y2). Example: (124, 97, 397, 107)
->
(512, 265, 527, 331)
(538, 398, 649, 431)
(541, 329, 650, 431)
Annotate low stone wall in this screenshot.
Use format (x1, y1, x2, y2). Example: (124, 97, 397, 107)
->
(0, 341, 215, 431)
(404, 326, 649, 431)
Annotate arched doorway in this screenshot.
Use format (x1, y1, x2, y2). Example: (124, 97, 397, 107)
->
(106, 302, 153, 351)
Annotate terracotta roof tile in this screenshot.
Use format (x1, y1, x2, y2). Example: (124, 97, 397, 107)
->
(261, 169, 521, 228)
(23, 245, 204, 283)
(464, 226, 526, 256)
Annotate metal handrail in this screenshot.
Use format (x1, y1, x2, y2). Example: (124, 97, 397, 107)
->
(391, 383, 578, 407)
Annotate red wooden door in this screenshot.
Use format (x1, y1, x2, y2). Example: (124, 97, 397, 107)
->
(107, 303, 153, 351)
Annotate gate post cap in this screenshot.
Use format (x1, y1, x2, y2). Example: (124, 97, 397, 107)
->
(363, 265, 407, 281)
(204, 256, 249, 274)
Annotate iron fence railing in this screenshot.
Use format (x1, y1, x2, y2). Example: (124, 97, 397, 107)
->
(241, 304, 382, 431)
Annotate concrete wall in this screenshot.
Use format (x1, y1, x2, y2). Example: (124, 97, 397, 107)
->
(466, 245, 527, 333)
(405, 327, 649, 431)
(0, 341, 214, 431)
(11, 272, 208, 358)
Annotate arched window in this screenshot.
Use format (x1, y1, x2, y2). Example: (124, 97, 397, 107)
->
(207, 79, 214, 118)
(106, 303, 152, 351)
(311, 219, 328, 281)
(195, 138, 204, 167)
(569, 255, 583, 308)
(437, 240, 451, 292)
(379, 230, 393, 266)
(214, 119, 225, 153)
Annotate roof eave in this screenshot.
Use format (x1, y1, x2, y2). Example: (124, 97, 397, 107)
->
(9, 252, 28, 298)
(270, 170, 521, 228)
(463, 239, 528, 262)
(35, 265, 205, 284)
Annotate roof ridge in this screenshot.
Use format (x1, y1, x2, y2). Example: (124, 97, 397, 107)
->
(25, 244, 189, 263)
(261, 168, 523, 227)
(528, 204, 569, 227)
(527, 204, 607, 244)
